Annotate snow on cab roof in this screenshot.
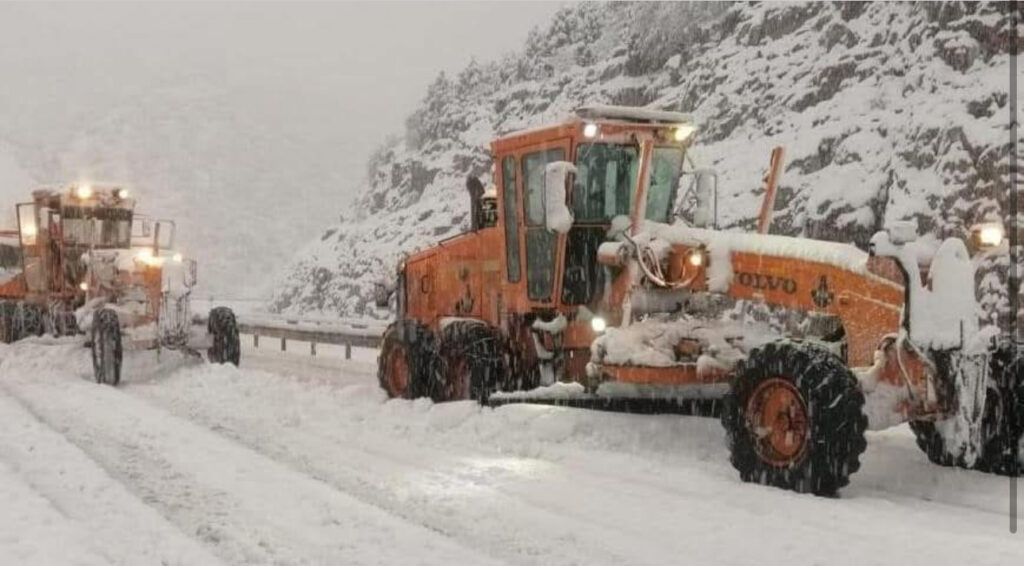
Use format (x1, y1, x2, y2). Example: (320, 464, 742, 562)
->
(575, 105, 692, 125)
(492, 105, 694, 150)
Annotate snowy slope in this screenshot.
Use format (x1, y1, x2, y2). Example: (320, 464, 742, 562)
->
(274, 1, 1020, 325)
(1, 338, 1023, 564)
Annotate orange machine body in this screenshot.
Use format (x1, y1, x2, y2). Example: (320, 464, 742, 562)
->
(395, 107, 931, 416)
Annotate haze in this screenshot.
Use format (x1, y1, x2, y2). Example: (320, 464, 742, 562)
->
(0, 1, 562, 296)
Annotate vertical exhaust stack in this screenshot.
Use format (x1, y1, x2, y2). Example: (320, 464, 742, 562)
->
(757, 146, 786, 235)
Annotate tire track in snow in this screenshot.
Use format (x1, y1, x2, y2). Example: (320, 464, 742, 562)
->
(130, 362, 1024, 566)
(0, 344, 504, 566)
(0, 387, 224, 566)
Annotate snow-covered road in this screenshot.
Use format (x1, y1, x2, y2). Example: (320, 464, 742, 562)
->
(1, 338, 1023, 565)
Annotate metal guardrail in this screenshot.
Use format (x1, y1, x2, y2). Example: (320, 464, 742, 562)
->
(241, 319, 384, 358)
(197, 310, 389, 359)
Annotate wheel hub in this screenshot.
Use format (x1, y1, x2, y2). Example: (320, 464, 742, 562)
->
(747, 378, 809, 467)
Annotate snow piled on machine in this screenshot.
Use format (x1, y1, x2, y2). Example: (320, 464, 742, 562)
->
(274, 2, 1016, 329)
(590, 315, 779, 370)
(647, 222, 872, 275)
(544, 161, 576, 234)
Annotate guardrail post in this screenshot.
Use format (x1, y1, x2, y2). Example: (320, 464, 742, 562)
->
(253, 334, 259, 348)
(281, 337, 287, 352)
(345, 342, 352, 360)
(310, 342, 317, 356)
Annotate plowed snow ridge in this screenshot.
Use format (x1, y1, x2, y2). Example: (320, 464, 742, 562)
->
(1, 339, 1022, 566)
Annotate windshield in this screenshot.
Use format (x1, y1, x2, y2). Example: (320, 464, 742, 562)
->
(572, 143, 684, 224)
(562, 143, 686, 306)
(572, 143, 639, 223)
(645, 146, 685, 223)
(62, 206, 133, 248)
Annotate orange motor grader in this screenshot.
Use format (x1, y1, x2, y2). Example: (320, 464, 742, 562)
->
(377, 105, 1020, 495)
(0, 184, 241, 385)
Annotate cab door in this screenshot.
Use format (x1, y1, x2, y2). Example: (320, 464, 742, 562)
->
(516, 139, 571, 309)
(16, 203, 47, 294)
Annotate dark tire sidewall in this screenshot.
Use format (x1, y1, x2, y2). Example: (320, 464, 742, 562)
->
(436, 323, 503, 404)
(91, 309, 122, 386)
(723, 341, 867, 495)
(207, 307, 240, 366)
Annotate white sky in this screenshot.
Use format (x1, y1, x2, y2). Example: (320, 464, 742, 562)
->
(0, 2, 567, 294)
(0, 1, 565, 195)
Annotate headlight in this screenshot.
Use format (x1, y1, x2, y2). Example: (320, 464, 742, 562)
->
(674, 125, 696, 142)
(136, 248, 164, 267)
(687, 249, 704, 267)
(591, 316, 607, 333)
(583, 123, 599, 138)
(79, 281, 88, 291)
(115, 188, 129, 199)
(975, 223, 1004, 247)
(172, 252, 183, 263)
(75, 184, 93, 199)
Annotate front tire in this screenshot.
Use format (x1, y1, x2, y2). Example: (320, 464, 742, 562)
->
(378, 320, 434, 399)
(207, 307, 240, 365)
(911, 340, 1024, 474)
(722, 341, 868, 496)
(91, 308, 122, 386)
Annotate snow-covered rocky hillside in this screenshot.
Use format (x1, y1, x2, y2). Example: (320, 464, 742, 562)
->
(274, 1, 1020, 325)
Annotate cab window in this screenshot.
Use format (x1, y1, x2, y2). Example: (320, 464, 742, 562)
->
(572, 144, 639, 223)
(522, 148, 565, 301)
(645, 147, 685, 223)
(501, 156, 521, 283)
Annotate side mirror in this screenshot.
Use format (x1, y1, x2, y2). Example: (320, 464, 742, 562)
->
(676, 169, 718, 229)
(154, 220, 175, 250)
(374, 281, 393, 308)
(694, 169, 718, 229)
(185, 260, 198, 288)
(480, 186, 498, 229)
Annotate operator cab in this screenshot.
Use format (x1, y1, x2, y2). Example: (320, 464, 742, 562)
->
(492, 105, 697, 313)
(15, 184, 135, 296)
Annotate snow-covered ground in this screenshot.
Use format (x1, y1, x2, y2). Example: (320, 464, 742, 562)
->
(1, 337, 1023, 565)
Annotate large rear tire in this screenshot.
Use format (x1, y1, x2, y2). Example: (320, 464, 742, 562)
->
(91, 308, 122, 386)
(378, 320, 434, 399)
(435, 322, 504, 403)
(207, 307, 240, 365)
(722, 340, 868, 496)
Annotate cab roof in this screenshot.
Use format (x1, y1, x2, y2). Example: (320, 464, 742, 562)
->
(491, 105, 693, 154)
(574, 105, 692, 125)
